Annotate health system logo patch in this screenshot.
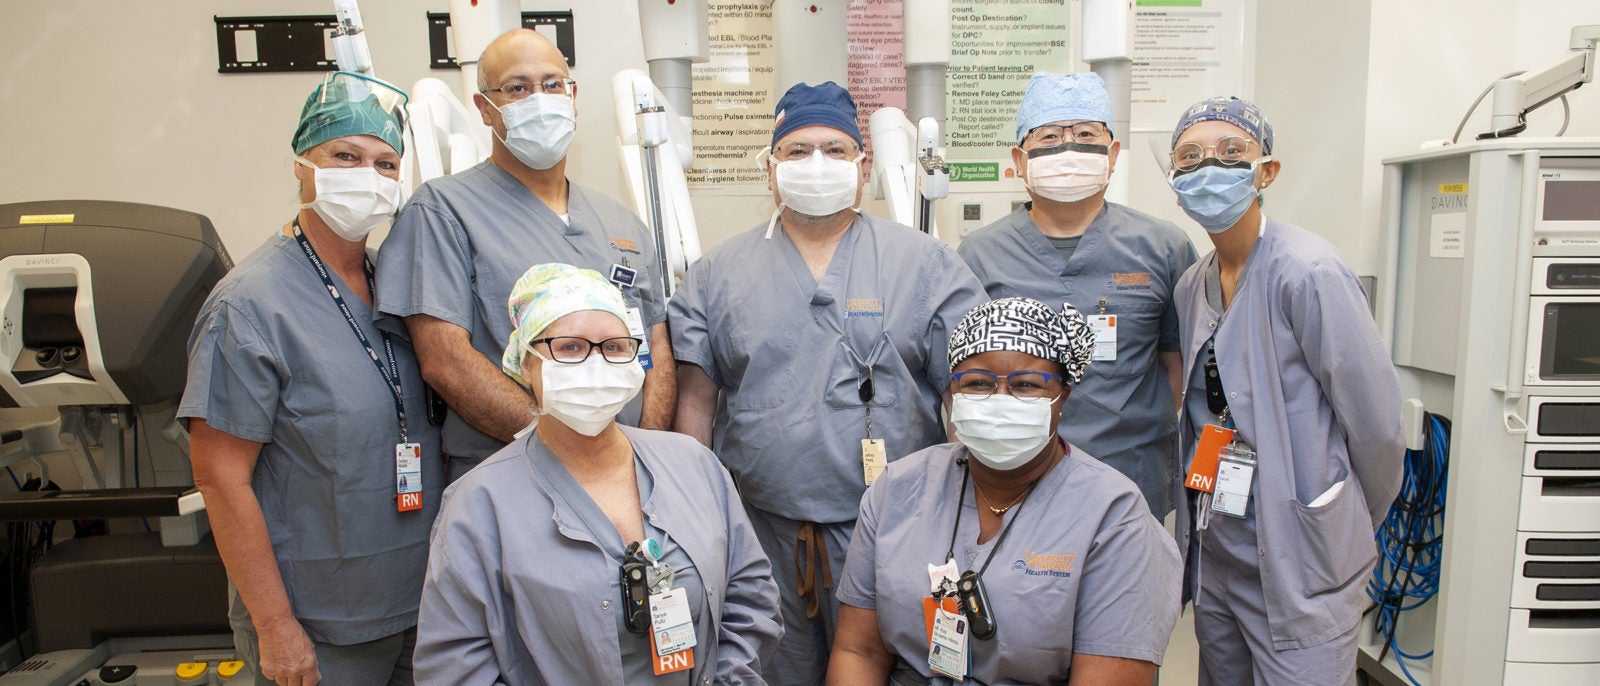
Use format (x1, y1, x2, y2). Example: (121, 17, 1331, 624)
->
(845, 298, 883, 317)
(1106, 272, 1153, 291)
(1012, 550, 1076, 578)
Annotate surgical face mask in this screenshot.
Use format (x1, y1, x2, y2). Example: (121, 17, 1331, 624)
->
(1024, 148, 1110, 203)
(296, 157, 401, 242)
(774, 150, 862, 218)
(949, 393, 1056, 471)
(490, 93, 576, 171)
(535, 352, 645, 436)
(1168, 157, 1271, 234)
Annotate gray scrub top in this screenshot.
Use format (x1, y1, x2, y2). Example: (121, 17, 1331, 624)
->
(669, 213, 989, 523)
(1173, 216, 1403, 651)
(414, 426, 782, 685)
(178, 233, 444, 645)
(836, 443, 1181, 685)
(375, 161, 667, 460)
(958, 203, 1197, 517)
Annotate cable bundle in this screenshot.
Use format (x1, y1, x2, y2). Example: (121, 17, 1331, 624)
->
(1366, 412, 1450, 685)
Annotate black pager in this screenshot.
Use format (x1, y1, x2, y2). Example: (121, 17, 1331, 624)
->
(620, 560, 651, 636)
(956, 571, 996, 640)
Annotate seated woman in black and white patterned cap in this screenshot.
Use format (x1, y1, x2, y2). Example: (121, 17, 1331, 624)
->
(827, 296, 1183, 686)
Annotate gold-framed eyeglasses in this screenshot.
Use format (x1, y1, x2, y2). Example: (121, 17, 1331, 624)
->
(950, 370, 1064, 403)
(1169, 136, 1257, 173)
(482, 77, 577, 101)
(528, 336, 641, 364)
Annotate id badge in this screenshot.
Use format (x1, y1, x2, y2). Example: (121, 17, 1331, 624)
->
(1184, 424, 1234, 493)
(862, 438, 887, 486)
(1211, 442, 1257, 518)
(928, 607, 969, 680)
(624, 307, 653, 370)
(395, 443, 423, 512)
(1087, 314, 1118, 361)
(648, 587, 696, 674)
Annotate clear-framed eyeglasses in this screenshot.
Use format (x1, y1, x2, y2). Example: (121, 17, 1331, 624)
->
(482, 77, 577, 101)
(773, 139, 862, 161)
(527, 336, 642, 364)
(1024, 122, 1111, 146)
(950, 370, 1065, 403)
(1169, 136, 1257, 173)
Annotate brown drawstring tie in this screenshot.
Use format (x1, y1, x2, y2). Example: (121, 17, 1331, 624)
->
(794, 522, 835, 620)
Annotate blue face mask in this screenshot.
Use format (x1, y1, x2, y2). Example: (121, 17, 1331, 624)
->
(1168, 158, 1269, 233)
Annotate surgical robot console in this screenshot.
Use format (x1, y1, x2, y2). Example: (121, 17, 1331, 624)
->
(0, 200, 251, 685)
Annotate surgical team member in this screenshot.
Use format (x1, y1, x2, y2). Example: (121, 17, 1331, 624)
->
(415, 264, 782, 684)
(1166, 97, 1403, 685)
(670, 82, 989, 685)
(182, 72, 442, 685)
(828, 297, 1181, 685)
(377, 28, 674, 483)
(958, 72, 1196, 519)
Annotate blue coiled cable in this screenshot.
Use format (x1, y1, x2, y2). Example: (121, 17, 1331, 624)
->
(1366, 412, 1450, 686)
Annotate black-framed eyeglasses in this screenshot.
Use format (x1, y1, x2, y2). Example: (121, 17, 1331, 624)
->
(1025, 122, 1110, 146)
(950, 370, 1064, 402)
(528, 336, 641, 364)
(482, 77, 577, 101)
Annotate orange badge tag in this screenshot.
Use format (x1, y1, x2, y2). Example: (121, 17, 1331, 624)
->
(1184, 424, 1235, 493)
(650, 633, 694, 675)
(922, 595, 961, 643)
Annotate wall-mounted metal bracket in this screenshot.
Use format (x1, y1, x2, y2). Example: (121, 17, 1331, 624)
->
(427, 11, 576, 70)
(215, 15, 338, 73)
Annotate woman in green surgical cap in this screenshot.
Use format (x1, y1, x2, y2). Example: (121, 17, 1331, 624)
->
(180, 71, 442, 686)
(413, 263, 782, 685)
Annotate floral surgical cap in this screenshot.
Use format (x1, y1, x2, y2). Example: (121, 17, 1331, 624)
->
(947, 297, 1096, 385)
(500, 263, 630, 387)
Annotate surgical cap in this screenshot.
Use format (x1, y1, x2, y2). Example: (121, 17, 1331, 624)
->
(500, 263, 631, 387)
(772, 82, 863, 149)
(292, 71, 408, 156)
(1171, 96, 1273, 155)
(948, 297, 1096, 385)
(1015, 72, 1112, 144)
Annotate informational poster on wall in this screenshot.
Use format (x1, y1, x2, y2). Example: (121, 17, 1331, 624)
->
(945, 0, 1073, 184)
(1130, 0, 1248, 130)
(688, 1, 777, 186)
(847, 0, 906, 165)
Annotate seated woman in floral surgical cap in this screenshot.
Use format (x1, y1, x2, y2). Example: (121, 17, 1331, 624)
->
(827, 297, 1182, 686)
(413, 263, 782, 685)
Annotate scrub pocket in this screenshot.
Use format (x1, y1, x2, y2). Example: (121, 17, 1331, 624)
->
(1099, 300, 1165, 378)
(1290, 482, 1378, 597)
(823, 333, 904, 410)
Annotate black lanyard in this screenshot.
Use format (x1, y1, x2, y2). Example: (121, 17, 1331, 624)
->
(943, 457, 1042, 578)
(292, 220, 408, 443)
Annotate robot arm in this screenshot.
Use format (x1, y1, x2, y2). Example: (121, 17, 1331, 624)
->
(1484, 24, 1600, 137)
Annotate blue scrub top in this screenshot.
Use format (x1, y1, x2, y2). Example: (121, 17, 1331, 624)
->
(669, 213, 989, 524)
(375, 161, 667, 460)
(836, 442, 1181, 684)
(179, 232, 444, 645)
(958, 202, 1197, 517)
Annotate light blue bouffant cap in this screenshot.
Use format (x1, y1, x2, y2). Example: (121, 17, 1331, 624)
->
(1171, 96, 1273, 155)
(292, 71, 408, 156)
(1014, 72, 1113, 144)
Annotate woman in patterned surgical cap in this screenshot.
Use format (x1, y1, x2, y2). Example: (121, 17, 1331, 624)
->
(828, 297, 1182, 685)
(413, 263, 781, 685)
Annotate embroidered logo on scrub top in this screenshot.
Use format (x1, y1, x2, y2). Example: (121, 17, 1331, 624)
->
(1011, 550, 1076, 578)
(610, 237, 642, 255)
(1106, 272, 1153, 291)
(845, 298, 884, 317)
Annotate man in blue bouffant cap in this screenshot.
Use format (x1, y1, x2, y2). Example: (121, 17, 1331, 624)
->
(958, 72, 1199, 522)
(668, 81, 988, 685)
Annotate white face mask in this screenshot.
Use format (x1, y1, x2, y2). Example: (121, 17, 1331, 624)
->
(775, 150, 862, 218)
(535, 352, 645, 436)
(949, 393, 1056, 471)
(1024, 149, 1110, 203)
(490, 93, 576, 170)
(297, 157, 401, 242)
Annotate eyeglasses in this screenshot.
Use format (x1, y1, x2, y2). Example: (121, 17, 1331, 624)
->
(950, 370, 1064, 402)
(528, 336, 642, 364)
(1025, 122, 1110, 146)
(773, 140, 861, 161)
(1170, 136, 1257, 173)
(482, 77, 577, 101)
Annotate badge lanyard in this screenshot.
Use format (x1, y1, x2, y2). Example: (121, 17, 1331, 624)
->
(291, 220, 408, 444)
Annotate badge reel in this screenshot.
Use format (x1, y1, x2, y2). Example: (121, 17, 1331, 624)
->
(631, 539, 696, 674)
(925, 560, 967, 680)
(1210, 442, 1256, 518)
